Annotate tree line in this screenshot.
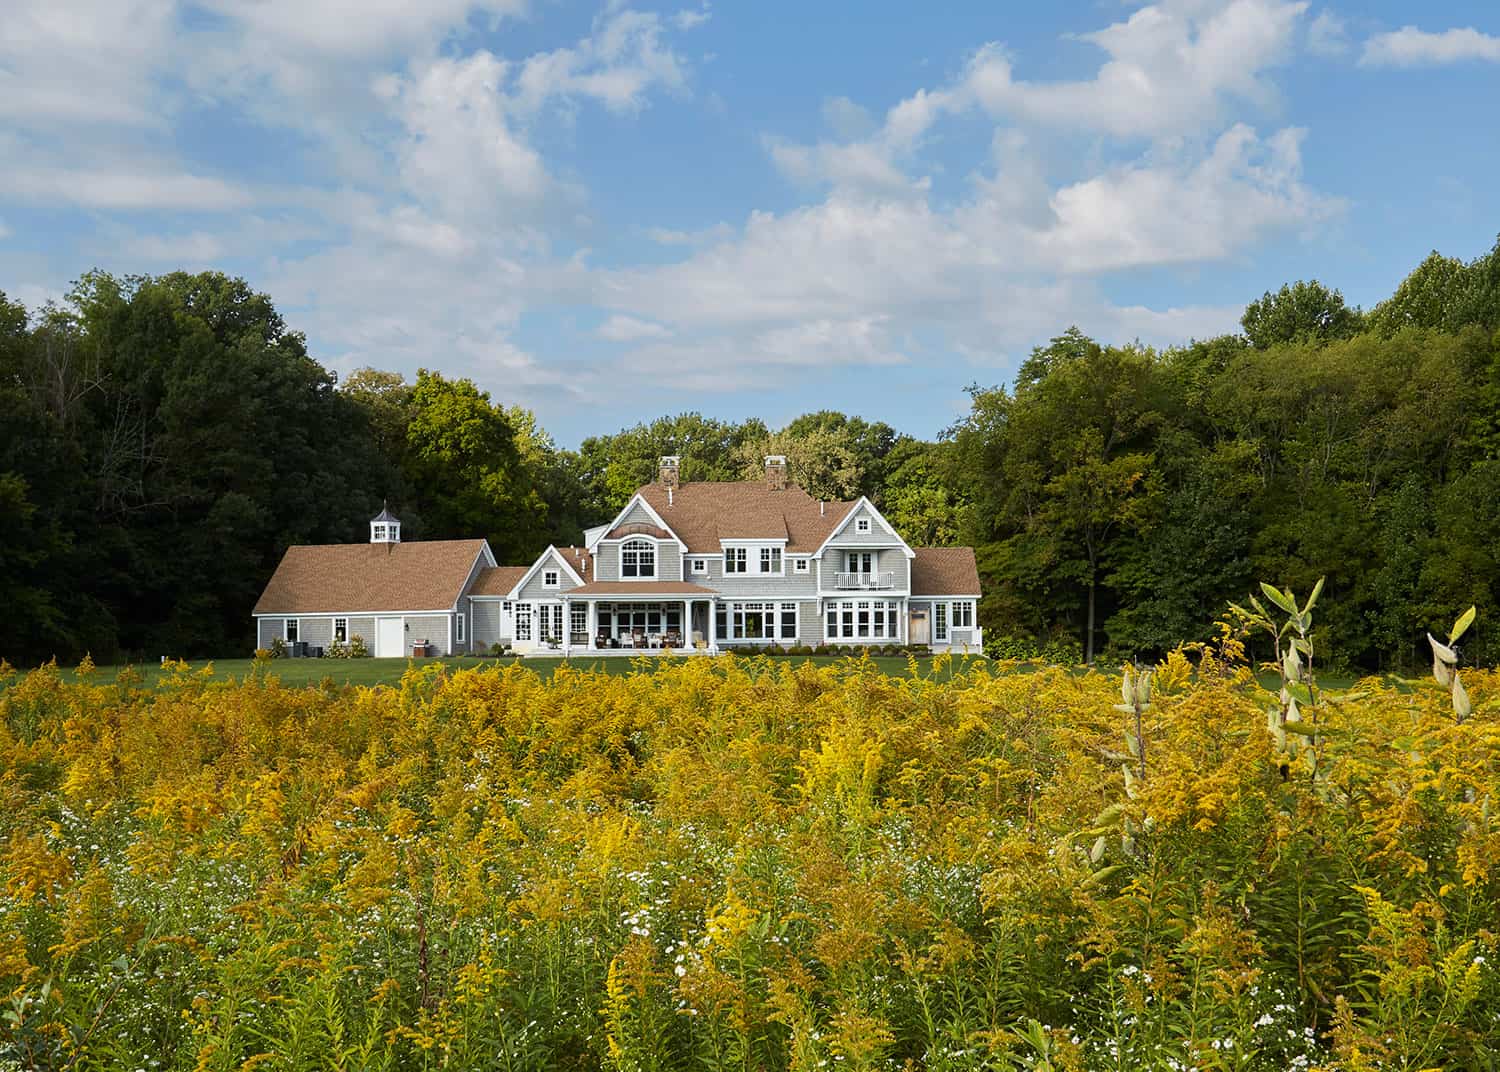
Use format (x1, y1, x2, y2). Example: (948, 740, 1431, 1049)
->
(2, 237, 1499, 668)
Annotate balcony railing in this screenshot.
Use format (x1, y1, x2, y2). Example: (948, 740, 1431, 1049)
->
(832, 571, 896, 590)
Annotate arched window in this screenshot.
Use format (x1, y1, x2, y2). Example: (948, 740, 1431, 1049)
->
(621, 538, 656, 578)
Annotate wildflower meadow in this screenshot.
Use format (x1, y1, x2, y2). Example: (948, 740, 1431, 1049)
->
(2, 615, 1498, 1069)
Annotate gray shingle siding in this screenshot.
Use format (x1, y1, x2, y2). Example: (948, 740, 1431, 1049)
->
(472, 601, 504, 649)
(349, 617, 376, 649)
(798, 600, 822, 644)
(257, 618, 283, 649)
(695, 554, 817, 598)
(404, 614, 450, 655)
(823, 503, 897, 548)
(517, 551, 581, 600)
(596, 540, 682, 582)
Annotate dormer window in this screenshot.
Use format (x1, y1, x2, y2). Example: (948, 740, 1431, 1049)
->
(856, 517, 871, 534)
(370, 503, 401, 544)
(622, 538, 656, 579)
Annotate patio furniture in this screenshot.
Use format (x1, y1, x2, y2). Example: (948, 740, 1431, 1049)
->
(596, 631, 611, 650)
(663, 630, 682, 648)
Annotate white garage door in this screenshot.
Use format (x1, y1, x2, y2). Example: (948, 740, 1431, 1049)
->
(376, 617, 405, 658)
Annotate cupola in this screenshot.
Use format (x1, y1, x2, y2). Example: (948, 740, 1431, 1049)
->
(370, 502, 401, 544)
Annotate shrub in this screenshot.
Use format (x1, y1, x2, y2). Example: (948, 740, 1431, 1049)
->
(268, 636, 286, 659)
(3, 595, 1497, 1070)
(324, 639, 350, 659)
(349, 634, 370, 658)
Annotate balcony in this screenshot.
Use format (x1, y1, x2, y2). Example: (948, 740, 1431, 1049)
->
(832, 571, 896, 590)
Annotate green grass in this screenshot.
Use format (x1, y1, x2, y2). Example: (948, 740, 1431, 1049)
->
(43, 652, 993, 689)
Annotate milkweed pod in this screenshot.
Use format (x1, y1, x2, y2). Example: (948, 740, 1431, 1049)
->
(1122, 764, 1138, 799)
(1428, 632, 1458, 666)
(1283, 646, 1302, 684)
(1453, 672, 1471, 722)
(1121, 666, 1134, 706)
(1091, 835, 1107, 864)
(1286, 696, 1301, 723)
(1133, 670, 1152, 708)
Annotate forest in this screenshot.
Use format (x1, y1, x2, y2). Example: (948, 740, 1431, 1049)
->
(2, 235, 1500, 669)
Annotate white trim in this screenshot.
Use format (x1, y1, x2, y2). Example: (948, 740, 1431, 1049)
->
(619, 536, 660, 580)
(254, 608, 455, 617)
(511, 545, 586, 598)
(810, 497, 915, 560)
(587, 494, 687, 552)
(718, 537, 788, 546)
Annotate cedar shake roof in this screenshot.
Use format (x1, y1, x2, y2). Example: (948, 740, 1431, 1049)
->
(636, 481, 855, 553)
(568, 581, 717, 596)
(253, 539, 487, 614)
(470, 566, 528, 596)
(911, 547, 982, 596)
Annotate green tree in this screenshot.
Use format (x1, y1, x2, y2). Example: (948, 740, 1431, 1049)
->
(1241, 280, 1363, 349)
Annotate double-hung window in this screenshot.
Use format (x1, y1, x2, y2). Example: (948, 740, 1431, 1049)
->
(455, 613, 466, 644)
(780, 602, 797, 639)
(952, 602, 973, 629)
(725, 548, 748, 573)
(333, 618, 348, 643)
(285, 619, 299, 643)
(760, 547, 782, 574)
(622, 539, 656, 578)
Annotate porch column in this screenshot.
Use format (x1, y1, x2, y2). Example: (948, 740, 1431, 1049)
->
(588, 600, 597, 650)
(562, 598, 572, 655)
(681, 600, 689, 650)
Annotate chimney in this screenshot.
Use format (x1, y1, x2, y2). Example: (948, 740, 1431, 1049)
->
(765, 454, 788, 491)
(820, 500, 825, 516)
(659, 455, 680, 492)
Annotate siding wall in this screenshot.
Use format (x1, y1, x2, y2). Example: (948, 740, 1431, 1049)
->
(257, 618, 283, 649)
(349, 617, 376, 648)
(696, 552, 816, 599)
(517, 550, 582, 601)
(404, 614, 450, 655)
(823, 502, 898, 549)
(798, 601, 822, 644)
(595, 540, 683, 582)
(472, 601, 504, 649)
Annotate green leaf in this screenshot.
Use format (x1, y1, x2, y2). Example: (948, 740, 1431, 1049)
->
(1259, 582, 1298, 616)
(1287, 681, 1314, 706)
(1301, 577, 1325, 616)
(1124, 731, 1141, 758)
(1283, 721, 1319, 736)
(1450, 605, 1476, 645)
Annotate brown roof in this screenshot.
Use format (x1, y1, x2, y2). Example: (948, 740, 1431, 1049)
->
(911, 547, 982, 596)
(567, 581, 717, 596)
(606, 522, 675, 541)
(254, 540, 488, 614)
(637, 481, 855, 553)
(470, 566, 528, 596)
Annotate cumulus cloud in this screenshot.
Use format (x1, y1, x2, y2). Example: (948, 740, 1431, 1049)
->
(1360, 26, 1500, 67)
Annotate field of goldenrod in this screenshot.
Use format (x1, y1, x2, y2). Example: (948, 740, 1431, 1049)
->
(2, 645, 1498, 1070)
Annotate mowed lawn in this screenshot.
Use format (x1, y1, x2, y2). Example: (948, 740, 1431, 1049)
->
(46, 652, 995, 689)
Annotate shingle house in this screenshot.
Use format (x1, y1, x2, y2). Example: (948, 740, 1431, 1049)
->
(253, 456, 983, 657)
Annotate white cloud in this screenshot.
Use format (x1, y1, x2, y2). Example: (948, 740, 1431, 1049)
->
(644, 222, 734, 246)
(124, 231, 228, 262)
(513, 6, 690, 115)
(1360, 26, 1500, 67)
(0, 0, 179, 128)
(598, 315, 672, 341)
(190, 0, 527, 59)
(0, 219, 10, 240)
(0, 163, 251, 212)
(1305, 10, 1350, 57)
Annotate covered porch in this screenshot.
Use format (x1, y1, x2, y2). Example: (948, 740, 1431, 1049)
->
(557, 581, 718, 655)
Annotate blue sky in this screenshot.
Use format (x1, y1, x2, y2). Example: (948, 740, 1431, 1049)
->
(3, 1, 1499, 447)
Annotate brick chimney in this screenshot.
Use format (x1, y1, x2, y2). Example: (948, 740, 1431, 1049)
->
(765, 454, 788, 491)
(659, 455, 680, 491)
